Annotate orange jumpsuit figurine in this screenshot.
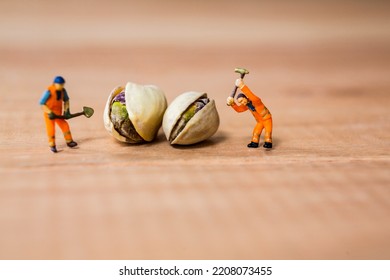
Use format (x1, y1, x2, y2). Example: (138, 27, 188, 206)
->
(227, 78, 273, 148)
(39, 76, 77, 153)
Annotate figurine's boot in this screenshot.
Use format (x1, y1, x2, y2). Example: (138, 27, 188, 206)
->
(263, 130, 272, 149)
(67, 141, 78, 148)
(263, 142, 272, 148)
(50, 146, 58, 153)
(62, 129, 77, 148)
(247, 142, 259, 148)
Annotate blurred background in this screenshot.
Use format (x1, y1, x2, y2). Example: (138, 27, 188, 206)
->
(0, 0, 389, 259)
(1, 0, 389, 99)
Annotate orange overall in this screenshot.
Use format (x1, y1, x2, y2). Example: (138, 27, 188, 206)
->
(43, 85, 73, 147)
(231, 85, 273, 144)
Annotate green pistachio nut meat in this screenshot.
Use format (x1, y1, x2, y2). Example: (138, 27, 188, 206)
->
(110, 94, 144, 143)
(163, 91, 220, 145)
(103, 82, 167, 143)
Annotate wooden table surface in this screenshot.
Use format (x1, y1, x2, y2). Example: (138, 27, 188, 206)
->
(1, 0, 389, 259)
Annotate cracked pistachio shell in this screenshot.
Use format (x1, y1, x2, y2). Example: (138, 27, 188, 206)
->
(163, 91, 219, 145)
(103, 82, 167, 143)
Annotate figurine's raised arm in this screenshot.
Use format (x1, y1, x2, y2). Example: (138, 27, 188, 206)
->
(227, 96, 248, 112)
(236, 79, 261, 103)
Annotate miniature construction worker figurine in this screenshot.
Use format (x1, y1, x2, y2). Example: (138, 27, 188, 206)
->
(227, 78, 273, 148)
(39, 76, 78, 153)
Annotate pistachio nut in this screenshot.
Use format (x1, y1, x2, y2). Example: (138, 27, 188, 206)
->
(103, 82, 167, 143)
(163, 91, 219, 145)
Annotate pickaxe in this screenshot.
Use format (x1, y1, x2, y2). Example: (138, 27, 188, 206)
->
(229, 67, 249, 99)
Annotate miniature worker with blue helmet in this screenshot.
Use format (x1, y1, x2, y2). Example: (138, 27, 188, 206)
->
(39, 76, 77, 153)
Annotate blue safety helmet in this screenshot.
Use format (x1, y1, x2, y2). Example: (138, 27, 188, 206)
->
(53, 76, 65, 84)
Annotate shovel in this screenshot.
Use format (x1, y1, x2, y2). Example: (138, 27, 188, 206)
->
(51, 106, 94, 120)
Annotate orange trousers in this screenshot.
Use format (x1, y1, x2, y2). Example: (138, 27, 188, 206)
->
(252, 118, 272, 143)
(44, 113, 73, 147)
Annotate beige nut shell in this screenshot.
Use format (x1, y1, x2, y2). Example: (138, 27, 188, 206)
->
(163, 91, 219, 145)
(103, 82, 167, 143)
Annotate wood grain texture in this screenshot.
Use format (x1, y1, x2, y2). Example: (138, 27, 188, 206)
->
(0, 0, 389, 259)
